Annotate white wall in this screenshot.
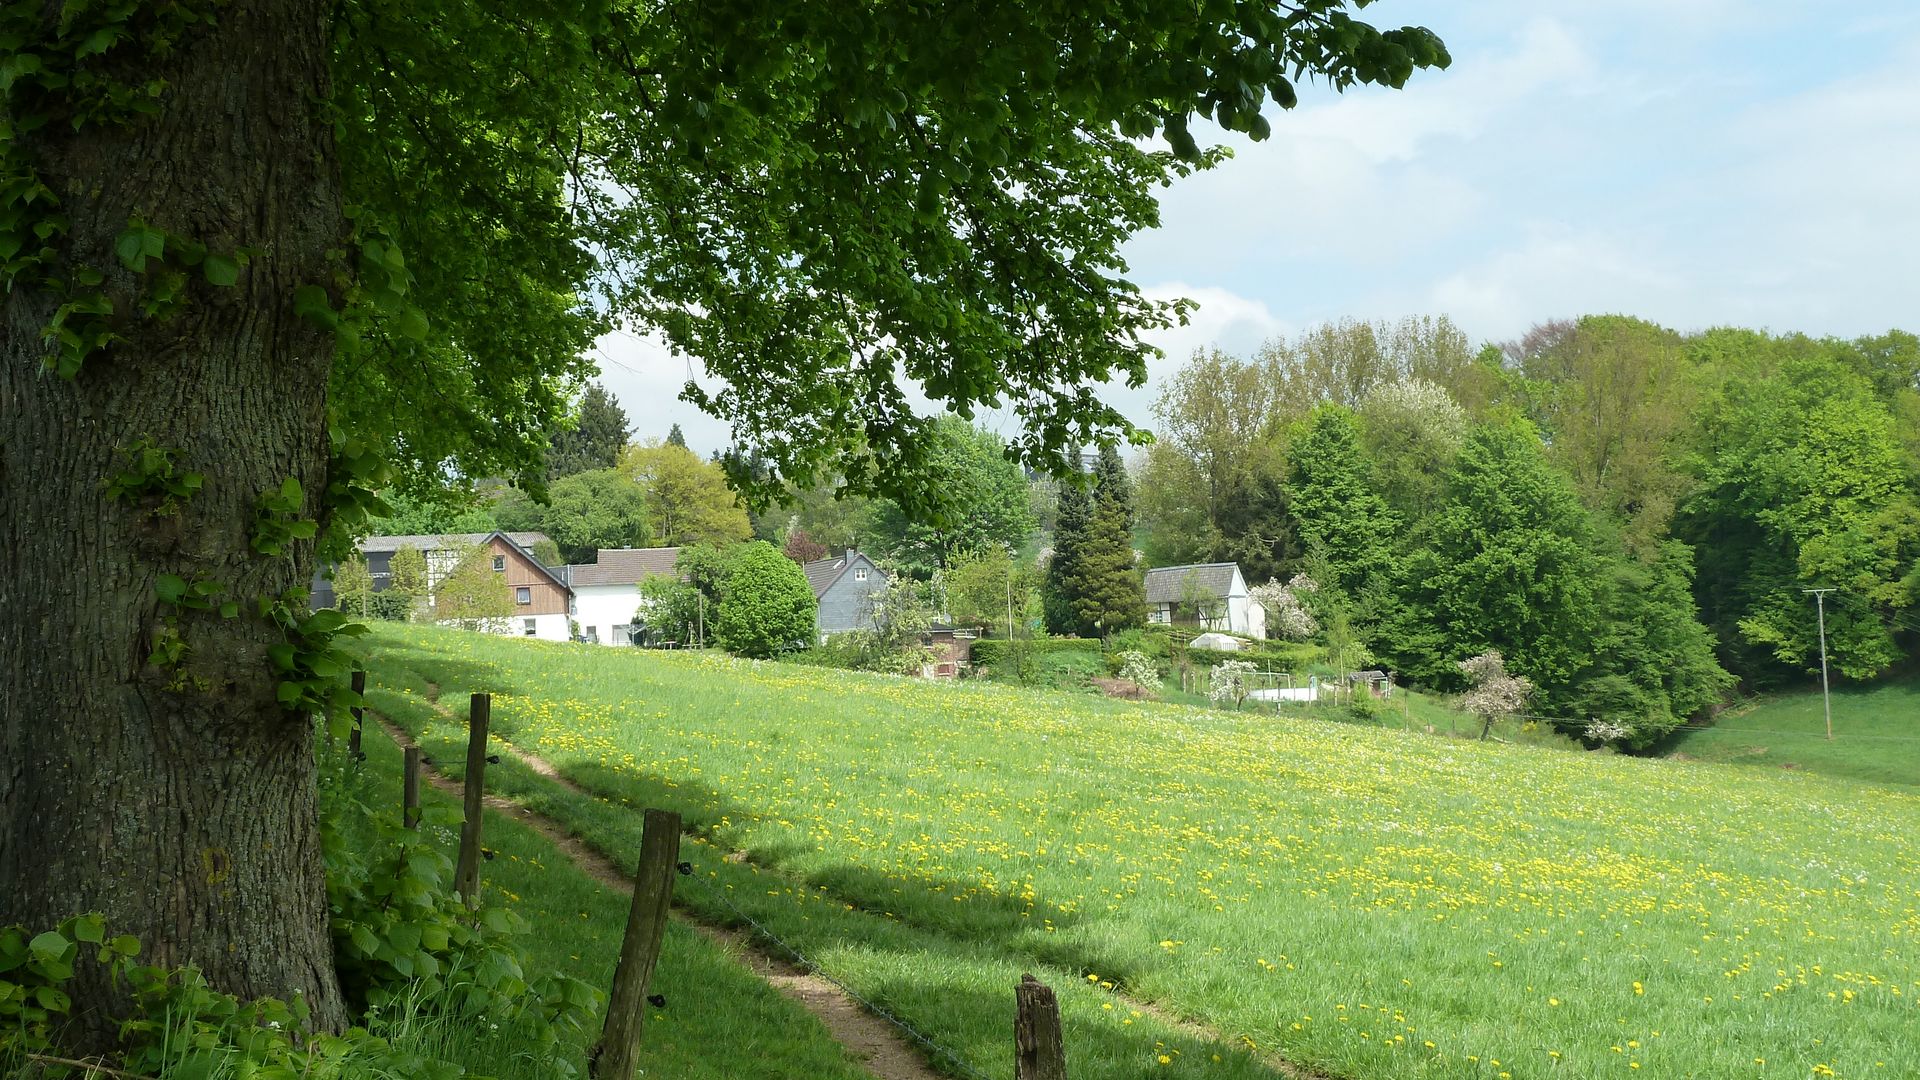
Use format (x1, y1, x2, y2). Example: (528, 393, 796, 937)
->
(1227, 594, 1267, 639)
(573, 583, 646, 645)
(436, 612, 569, 642)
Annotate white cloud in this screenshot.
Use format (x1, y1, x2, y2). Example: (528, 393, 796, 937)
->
(589, 327, 733, 457)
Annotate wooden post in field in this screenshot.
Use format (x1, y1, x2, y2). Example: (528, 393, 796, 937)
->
(1015, 973, 1067, 1080)
(348, 669, 366, 758)
(454, 692, 490, 905)
(590, 808, 683, 1080)
(402, 746, 422, 829)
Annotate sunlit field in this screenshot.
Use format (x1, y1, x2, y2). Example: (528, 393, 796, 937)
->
(363, 623, 1920, 1079)
(1663, 673, 1920, 791)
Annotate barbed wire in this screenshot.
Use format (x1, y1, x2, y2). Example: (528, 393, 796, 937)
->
(677, 867, 997, 1080)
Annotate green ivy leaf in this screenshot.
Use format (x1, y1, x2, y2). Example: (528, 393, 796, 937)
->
(155, 574, 188, 604)
(203, 253, 241, 287)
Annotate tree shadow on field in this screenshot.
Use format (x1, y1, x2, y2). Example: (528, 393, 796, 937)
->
(361, 640, 541, 701)
(777, 940, 1289, 1080)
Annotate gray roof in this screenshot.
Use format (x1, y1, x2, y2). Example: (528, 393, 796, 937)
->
(801, 551, 882, 598)
(358, 532, 551, 554)
(1143, 562, 1242, 604)
(565, 547, 681, 586)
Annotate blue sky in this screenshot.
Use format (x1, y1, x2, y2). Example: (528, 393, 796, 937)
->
(597, 1, 1920, 451)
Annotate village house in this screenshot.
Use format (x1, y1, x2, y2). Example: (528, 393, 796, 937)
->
(801, 550, 889, 643)
(1142, 562, 1267, 639)
(560, 547, 681, 646)
(312, 531, 573, 640)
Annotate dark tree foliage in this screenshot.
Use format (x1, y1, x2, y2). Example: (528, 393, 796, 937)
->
(665, 423, 687, 448)
(1284, 404, 1400, 601)
(547, 384, 633, 481)
(1043, 478, 1092, 635)
(1044, 447, 1144, 635)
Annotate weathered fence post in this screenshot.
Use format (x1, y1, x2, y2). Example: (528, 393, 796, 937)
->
(348, 669, 366, 759)
(590, 808, 683, 1080)
(402, 746, 422, 829)
(1015, 973, 1067, 1080)
(453, 692, 490, 905)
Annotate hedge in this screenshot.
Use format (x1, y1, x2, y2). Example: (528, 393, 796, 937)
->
(969, 637, 1101, 667)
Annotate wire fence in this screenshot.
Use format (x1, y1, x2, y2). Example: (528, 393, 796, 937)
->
(677, 866, 997, 1080)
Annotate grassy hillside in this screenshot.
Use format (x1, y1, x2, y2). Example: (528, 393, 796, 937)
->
(361, 624, 1920, 1080)
(1661, 673, 1920, 789)
(340, 694, 882, 1079)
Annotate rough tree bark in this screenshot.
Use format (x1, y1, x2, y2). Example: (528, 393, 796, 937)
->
(0, 0, 347, 1050)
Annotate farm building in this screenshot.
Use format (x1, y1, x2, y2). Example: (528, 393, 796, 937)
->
(561, 547, 681, 646)
(1143, 562, 1267, 639)
(801, 550, 889, 643)
(312, 531, 573, 640)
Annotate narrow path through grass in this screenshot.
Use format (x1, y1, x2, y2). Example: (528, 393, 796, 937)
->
(374, 709, 943, 1080)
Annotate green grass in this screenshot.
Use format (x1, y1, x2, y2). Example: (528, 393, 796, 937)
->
(341, 698, 880, 1080)
(359, 624, 1920, 1080)
(1660, 672, 1920, 789)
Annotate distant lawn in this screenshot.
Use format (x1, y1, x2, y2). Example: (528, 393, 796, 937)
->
(1661, 672, 1920, 790)
(361, 623, 1920, 1080)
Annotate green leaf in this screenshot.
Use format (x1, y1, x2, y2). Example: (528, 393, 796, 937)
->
(202, 253, 240, 287)
(155, 574, 188, 604)
(71, 913, 105, 944)
(110, 934, 141, 957)
(395, 306, 429, 341)
(27, 931, 69, 961)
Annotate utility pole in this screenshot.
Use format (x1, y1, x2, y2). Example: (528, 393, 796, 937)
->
(1805, 588, 1835, 741)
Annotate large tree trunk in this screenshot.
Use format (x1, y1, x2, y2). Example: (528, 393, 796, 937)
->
(1, 0, 347, 1050)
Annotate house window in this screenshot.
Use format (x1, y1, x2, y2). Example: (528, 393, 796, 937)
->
(522, 618, 537, 636)
(515, 586, 532, 605)
(613, 623, 630, 645)
(584, 626, 599, 644)
(854, 567, 868, 581)
(493, 554, 506, 572)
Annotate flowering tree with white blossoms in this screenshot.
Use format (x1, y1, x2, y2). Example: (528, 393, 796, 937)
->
(1209, 659, 1259, 709)
(1459, 650, 1532, 741)
(1251, 573, 1320, 641)
(1116, 650, 1161, 694)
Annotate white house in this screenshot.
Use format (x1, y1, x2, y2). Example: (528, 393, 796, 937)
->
(562, 547, 681, 645)
(1142, 562, 1267, 639)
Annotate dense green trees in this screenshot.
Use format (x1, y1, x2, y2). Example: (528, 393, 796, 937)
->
(1678, 356, 1919, 683)
(864, 420, 1035, 576)
(619, 441, 754, 548)
(1043, 447, 1144, 636)
(1136, 314, 1920, 743)
(546, 384, 633, 480)
(713, 543, 818, 658)
(494, 469, 650, 565)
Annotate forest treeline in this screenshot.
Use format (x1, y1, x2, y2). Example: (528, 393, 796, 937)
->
(1138, 315, 1920, 746)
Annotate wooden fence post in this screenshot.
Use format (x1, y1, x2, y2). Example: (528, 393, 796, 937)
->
(453, 692, 490, 905)
(348, 669, 366, 759)
(590, 808, 683, 1080)
(1015, 973, 1066, 1080)
(402, 746, 421, 829)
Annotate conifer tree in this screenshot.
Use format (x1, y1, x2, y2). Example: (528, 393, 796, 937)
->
(1046, 447, 1144, 635)
(1044, 478, 1092, 634)
(548, 384, 633, 479)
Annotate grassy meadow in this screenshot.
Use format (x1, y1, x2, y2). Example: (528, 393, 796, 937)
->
(359, 624, 1920, 1079)
(337, 692, 880, 1080)
(1661, 673, 1920, 790)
